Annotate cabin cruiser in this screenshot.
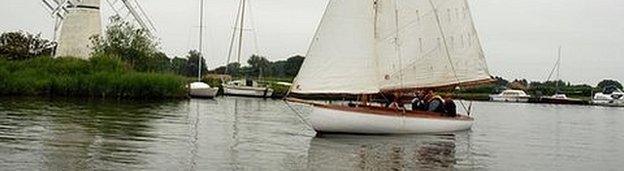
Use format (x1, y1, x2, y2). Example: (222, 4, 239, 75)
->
(489, 90, 531, 102)
(189, 82, 219, 98)
(537, 93, 586, 105)
(592, 86, 624, 107)
(222, 79, 274, 98)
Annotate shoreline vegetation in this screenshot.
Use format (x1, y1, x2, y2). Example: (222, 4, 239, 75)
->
(0, 55, 187, 99)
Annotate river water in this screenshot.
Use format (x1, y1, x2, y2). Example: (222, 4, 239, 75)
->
(0, 97, 623, 170)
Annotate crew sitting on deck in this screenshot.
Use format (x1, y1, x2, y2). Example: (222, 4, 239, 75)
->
(387, 92, 405, 109)
(411, 90, 457, 117)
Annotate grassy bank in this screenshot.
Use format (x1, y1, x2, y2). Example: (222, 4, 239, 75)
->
(0, 56, 188, 99)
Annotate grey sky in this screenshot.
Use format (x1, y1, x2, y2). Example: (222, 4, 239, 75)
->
(1, 0, 623, 85)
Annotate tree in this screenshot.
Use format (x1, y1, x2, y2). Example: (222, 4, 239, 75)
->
(144, 52, 171, 73)
(182, 50, 207, 77)
(0, 31, 54, 60)
(247, 55, 271, 77)
(597, 79, 623, 90)
(284, 55, 304, 77)
(91, 15, 165, 72)
(226, 62, 242, 76)
(171, 57, 188, 75)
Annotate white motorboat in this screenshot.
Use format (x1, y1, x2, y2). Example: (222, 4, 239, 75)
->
(222, 79, 274, 98)
(189, 82, 219, 98)
(592, 86, 624, 107)
(286, 0, 493, 134)
(489, 90, 531, 103)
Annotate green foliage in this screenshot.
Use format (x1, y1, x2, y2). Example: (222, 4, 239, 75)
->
(91, 15, 169, 73)
(0, 56, 187, 99)
(210, 55, 304, 80)
(528, 80, 593, 97)
(247, 55, 271, 77)
(597, 79, 623, 90)
(171, 57, 188, 75)
(0, 31, 54, 60)
(185, 50, 208, 77)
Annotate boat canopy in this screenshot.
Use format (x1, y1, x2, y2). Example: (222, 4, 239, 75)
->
(291, 0, 492, 95)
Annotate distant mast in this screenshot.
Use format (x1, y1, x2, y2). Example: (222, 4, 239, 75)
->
(224, 0, 246, 75)
(197, 0, 205, 81)
(291, 0, 492, 94)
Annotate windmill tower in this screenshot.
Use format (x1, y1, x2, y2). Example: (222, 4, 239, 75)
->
(41, 0, 156, 59)
(56, 0, 101, 59)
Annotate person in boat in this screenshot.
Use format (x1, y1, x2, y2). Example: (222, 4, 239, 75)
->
(424, 90, 445, 113)
(387, 92, 405, 109)
(412, 90, 457, 117)
(442, 96, 457, 117)
(411, 91, 428, 111)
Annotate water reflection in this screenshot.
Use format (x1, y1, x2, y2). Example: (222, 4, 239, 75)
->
(0, 97, 184, 170)
(307, 134, 462, 170)
(3, 98, 624, 170)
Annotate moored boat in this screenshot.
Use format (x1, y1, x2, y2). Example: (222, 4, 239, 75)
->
(223, 79, 274, 98)
(189, 82, 219, 98)
(489, 90, 531, 103)
(592, 86, 624, 107)
(188, 0, 217, 99)
(531, 47, 587, 105)
(536, 94, 587, 105)
(286, 0, 493, 134)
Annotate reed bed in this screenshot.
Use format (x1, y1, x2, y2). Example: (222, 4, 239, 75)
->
(0, 55, 187, 99)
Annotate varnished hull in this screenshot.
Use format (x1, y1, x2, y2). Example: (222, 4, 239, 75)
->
(287, 98, 474, 134)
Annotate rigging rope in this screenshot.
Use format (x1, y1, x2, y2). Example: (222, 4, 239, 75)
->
(283, 100, 316, 132)
(427, 0, 472, 114)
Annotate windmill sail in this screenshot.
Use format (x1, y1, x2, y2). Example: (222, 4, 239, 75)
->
(292, 0, 492, 94)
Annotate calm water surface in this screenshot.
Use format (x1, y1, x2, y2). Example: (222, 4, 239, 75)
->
(0, 97, 623, 170)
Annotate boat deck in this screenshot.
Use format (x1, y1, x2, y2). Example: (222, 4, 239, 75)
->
(286, 98, 473, 121)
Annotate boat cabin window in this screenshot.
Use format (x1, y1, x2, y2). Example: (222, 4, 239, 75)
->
(246, 79, 253, 87)
(503, 92, 521, 96)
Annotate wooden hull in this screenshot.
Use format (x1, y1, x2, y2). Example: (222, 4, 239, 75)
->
(223, 85, 273, 98)
(287, 98, 474, 134)
(190, 87, 219, 98)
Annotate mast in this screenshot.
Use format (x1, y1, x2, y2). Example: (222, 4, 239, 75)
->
(237, 0, 247, 64)
(225, 0, 245, 75)
(556, 46, 562, 93)
(197, 0, 204, 81)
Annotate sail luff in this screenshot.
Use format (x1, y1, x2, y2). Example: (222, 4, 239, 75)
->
(291, 0, 379, 94)
(464, 0, 490, 75)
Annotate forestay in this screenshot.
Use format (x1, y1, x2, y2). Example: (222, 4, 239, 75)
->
(292, 0, 491, 94)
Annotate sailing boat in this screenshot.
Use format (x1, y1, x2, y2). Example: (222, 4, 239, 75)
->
(537, 47, 586, 105)
(221, 0, 274, 98)
(286, 0, 494, 134)
(189, 0, 218, 98)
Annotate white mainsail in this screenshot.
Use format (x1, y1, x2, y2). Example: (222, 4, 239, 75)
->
(292, 0, 491, 94)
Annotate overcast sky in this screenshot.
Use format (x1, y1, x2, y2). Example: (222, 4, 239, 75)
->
(1, 0, 623, 85)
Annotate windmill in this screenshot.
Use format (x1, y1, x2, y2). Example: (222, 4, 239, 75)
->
(40, 0, 156, 59)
